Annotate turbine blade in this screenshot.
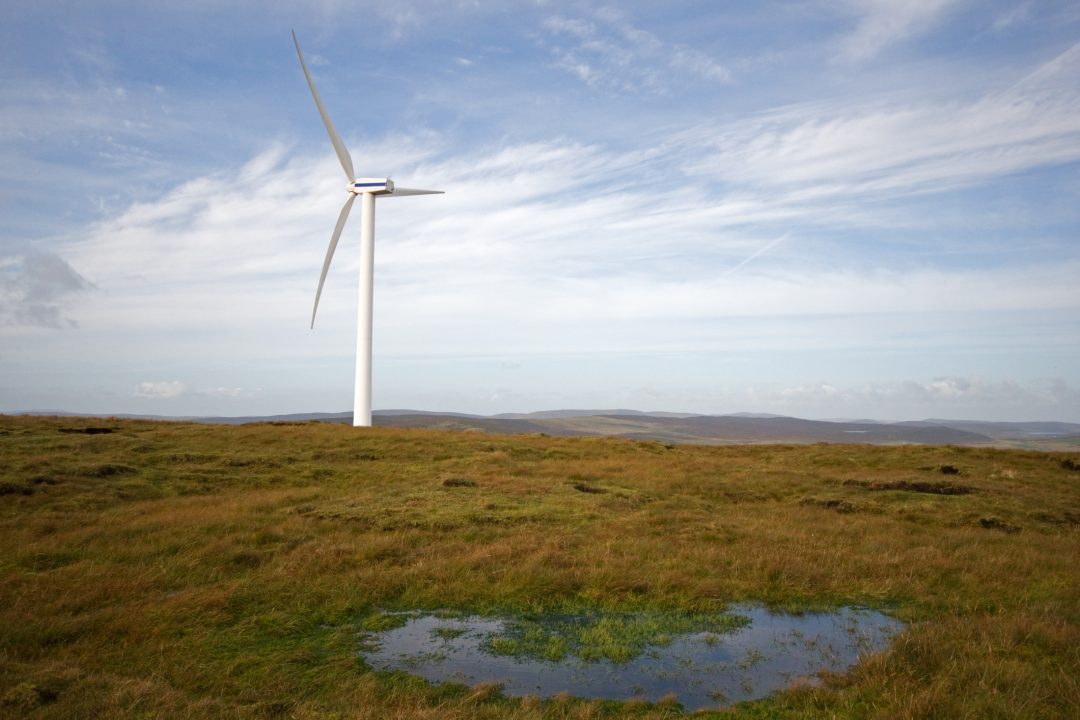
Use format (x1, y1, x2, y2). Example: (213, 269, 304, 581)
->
(311, 193, 356, 328)
(292, 30, 355, 181)
(383, 187, 444, 197)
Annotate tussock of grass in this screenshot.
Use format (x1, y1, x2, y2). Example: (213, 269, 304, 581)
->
(442, 476, 478, 489)
(1, 415, 1079, 718)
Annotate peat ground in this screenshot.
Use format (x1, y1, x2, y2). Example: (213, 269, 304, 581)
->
(1, 415, 1078, 718)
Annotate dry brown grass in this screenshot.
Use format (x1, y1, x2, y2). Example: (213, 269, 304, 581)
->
(1, 415, 1078, 718)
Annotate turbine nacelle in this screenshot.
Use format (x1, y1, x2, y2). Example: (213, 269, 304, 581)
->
(350, 178, 393, 195)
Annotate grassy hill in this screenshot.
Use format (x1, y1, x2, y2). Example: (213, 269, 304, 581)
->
(373, 413, 998, 446)
(1, 415, 1078, 718)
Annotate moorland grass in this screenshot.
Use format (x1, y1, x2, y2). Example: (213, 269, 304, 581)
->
(1, 415, 1078, 718)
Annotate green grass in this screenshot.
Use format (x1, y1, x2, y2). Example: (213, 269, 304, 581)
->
(481, 609, 749, 663)
(1, 415, 1079, 718)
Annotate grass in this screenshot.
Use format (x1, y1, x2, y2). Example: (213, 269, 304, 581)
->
(482, 609, 750, 663)
(0, 414, 1078, 718)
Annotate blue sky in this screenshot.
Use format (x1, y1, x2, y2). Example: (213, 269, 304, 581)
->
(2, 0, 1079, 421)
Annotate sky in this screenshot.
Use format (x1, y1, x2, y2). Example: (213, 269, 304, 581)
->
(2, 0, 1079, 422)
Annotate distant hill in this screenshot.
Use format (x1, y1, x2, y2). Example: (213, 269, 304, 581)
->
(372, 412, 992, 445)
(490, 409, 703, 420)
(9, 408, 1080, 448)
(373, 411, 1080, 447)
(196, 412, 354, 424)
(917, 419, 1080, 440)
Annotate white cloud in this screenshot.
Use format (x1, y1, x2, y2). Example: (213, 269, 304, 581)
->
(17, 35, 1073, 376)
(134, 381, 187, 399)
(834, 0, 964, 63)
(992, 2, 1034, 33)
(0, 253, 92, 328)
(2, 1, 1078, 422)
(670, 45, 732, 82)
(541, 10, 731, 93)
(28, 129, 1074, 378)
(129, 382, 255, 402)
(683, 42, 1080, 200)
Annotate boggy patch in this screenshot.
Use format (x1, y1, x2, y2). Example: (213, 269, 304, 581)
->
(865, 480, 971, 495)
(979, 516, 1021, 533)
(358, 606, 903, 711)
(441, 477, 478, 488)
(0, 482, 33, 496)
(30, 474, 60, 486)
(2, 682, 59, 709)
(83, 463, 137, 478)
(1029, 511, 1080, 527)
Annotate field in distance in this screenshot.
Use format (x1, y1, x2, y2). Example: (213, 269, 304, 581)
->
(151, 409, 1080, 450)
(25, 409, 1080, 450)
(1, 415, 1078, 718)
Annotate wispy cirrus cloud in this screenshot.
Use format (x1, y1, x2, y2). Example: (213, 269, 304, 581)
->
(540, 9, 731, 93)
(34, 38, 1080, 375)
(41, 131, 1078, 369)
(682, 42, 1080, 201)
(3, 1, 1079, 421)
(992, 2, 1035, 33)
(833, 0, 965, 63)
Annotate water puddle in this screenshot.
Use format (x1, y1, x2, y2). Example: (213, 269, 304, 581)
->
(358, 605, 903, 710)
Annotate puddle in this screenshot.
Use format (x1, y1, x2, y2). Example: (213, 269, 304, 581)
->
(358, 605, 903, 710)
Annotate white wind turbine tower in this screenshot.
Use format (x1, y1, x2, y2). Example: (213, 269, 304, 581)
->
(293, 31, 442, 427)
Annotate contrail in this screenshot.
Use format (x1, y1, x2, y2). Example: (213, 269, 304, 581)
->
(724, 232, 789, 276)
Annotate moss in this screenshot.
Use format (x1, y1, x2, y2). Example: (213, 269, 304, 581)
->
(483, 609, 749, 664)
(360, 610, 413, 633)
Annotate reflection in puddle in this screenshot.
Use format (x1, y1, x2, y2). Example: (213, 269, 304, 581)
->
(358, 606, 903, 710)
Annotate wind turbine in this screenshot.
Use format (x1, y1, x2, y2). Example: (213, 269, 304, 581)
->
(293, 31, 442, 427)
